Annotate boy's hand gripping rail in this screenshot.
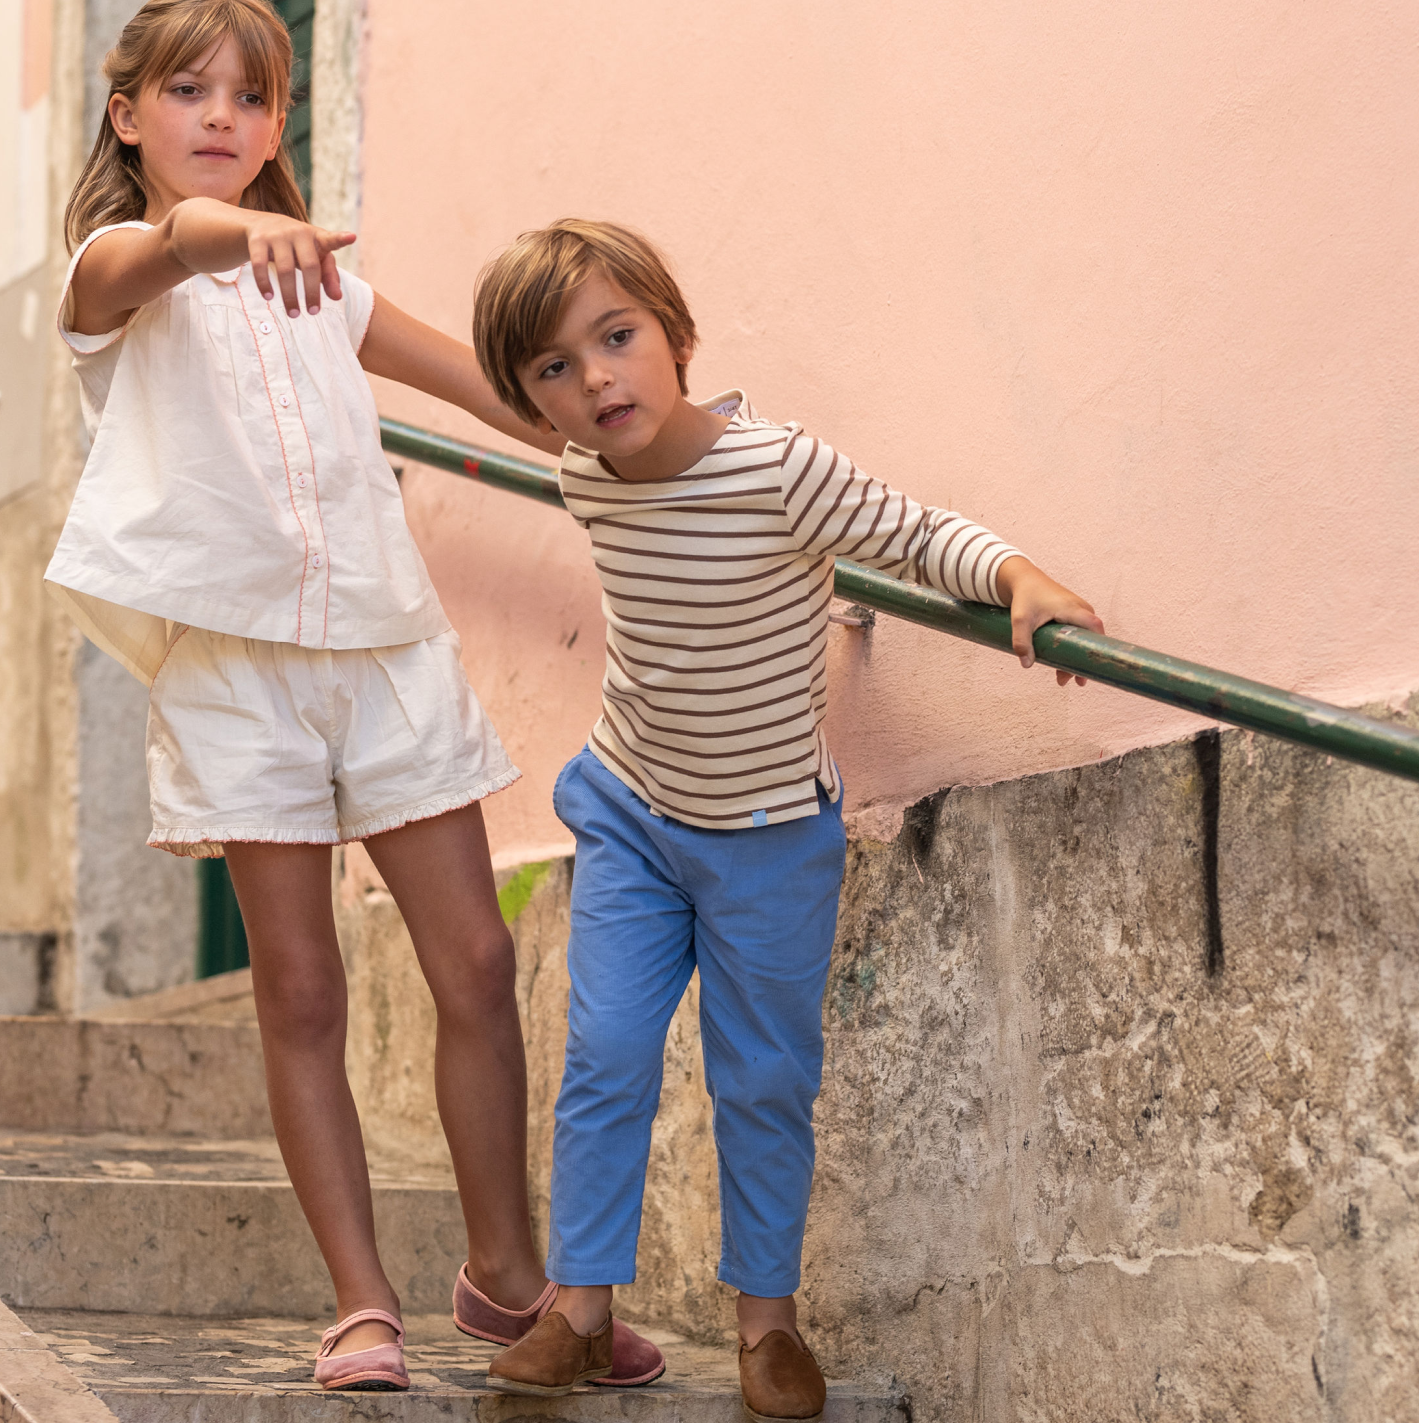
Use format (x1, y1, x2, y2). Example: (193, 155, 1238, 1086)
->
(379, 417, 1419, 786)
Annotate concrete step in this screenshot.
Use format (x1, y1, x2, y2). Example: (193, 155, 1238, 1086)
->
(15, 1309, 901, 1423)
(0, 1016, 269, 1138)
(82, 968, 258, 1024)
(0, 1130, 462, 1316)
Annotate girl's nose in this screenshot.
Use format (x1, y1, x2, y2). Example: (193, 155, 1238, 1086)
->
(203, 101, 236, 130)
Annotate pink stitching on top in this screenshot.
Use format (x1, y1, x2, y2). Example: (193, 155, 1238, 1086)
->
(235, 273, 311, 646)
(269, 311, 333, 646)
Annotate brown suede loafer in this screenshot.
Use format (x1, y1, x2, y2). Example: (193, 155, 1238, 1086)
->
(486, 1310, 614, 1396)
(739, 1329, 827, 1423)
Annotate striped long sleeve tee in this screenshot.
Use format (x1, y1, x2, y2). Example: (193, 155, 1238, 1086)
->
(558, 390, 1024, 830)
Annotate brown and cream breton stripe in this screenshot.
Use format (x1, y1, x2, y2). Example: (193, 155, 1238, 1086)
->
(558, 391, 1022, 830)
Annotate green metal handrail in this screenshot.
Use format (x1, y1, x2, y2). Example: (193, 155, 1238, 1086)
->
(380, 417, 1419, 785)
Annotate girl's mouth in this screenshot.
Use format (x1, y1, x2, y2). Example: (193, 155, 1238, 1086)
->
(595, 404, 634, 428)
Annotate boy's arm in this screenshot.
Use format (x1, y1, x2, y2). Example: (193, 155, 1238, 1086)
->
(359, 294, 569, 460)
(781, 432, 1102, 686)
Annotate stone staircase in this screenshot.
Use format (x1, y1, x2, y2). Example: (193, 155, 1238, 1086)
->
(0, 973, 901, 1422)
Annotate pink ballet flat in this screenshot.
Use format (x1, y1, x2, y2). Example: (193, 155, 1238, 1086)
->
(454, 1264, 557, 1345)
(453, 1265, 666, 1386)
(313, 1308, 409, 1391)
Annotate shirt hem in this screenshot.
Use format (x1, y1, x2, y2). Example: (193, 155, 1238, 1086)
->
(584, 739, 837, 831)
(44, 571, 451, 666)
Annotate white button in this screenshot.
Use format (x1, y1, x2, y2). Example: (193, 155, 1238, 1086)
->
(312, 554, 323, 568)
(278, 394, 290, 408)
(259, 321, 272, 334)
(296, 473, 308, 488)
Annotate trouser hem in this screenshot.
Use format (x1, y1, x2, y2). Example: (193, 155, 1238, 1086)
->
(718, 1263, 802, 1298)
(545, 1258, 638, 1288)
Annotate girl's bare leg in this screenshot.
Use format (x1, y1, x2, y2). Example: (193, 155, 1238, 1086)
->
(363, 801, 546, 1308)
(224, 842, 398, 1355)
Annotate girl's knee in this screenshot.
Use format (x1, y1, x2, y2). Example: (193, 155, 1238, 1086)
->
(427, 925, 517, 1023)
(253, 957, 346, 1045)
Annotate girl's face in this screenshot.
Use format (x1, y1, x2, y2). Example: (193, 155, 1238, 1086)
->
(108, 36, 285, 218)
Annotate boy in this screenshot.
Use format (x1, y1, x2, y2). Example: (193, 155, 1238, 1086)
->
(472, 220, 1101, 1418)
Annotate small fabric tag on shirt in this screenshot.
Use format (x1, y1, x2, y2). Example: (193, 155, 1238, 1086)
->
(751, 809, 768, 827)
(709, 398, 743, 418)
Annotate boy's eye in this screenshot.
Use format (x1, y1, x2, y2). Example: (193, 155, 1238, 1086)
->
(607, 328, 632, 347)
(538, 359, 569, 380)
(172, 83, 199, 96)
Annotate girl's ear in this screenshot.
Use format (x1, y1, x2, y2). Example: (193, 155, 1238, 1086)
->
(108, 92, 141, 146)
(264, 108, 287, 163)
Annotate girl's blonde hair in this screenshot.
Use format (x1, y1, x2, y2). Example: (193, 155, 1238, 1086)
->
(65, 0, 306, 252)
(474, 219, 698, 425)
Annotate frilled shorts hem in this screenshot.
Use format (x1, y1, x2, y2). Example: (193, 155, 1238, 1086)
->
(148, 766, 522, 859)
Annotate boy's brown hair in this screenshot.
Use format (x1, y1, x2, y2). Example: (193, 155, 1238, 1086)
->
(473, 219, 698, 425)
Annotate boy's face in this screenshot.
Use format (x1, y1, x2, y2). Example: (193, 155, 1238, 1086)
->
(517, 271, 690, 456)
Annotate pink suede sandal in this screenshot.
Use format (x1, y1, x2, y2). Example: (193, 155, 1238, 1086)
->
(313, 1308, 409, 1392)
(452, 1265, 666, 1387)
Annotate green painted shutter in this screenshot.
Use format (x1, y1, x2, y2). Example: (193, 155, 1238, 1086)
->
(274, 0, 315, 206)
(196, 858, 250, 978)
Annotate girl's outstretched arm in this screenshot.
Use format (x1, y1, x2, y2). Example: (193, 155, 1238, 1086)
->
(358, 294, 568, 460)
(68, 198, 355, 337)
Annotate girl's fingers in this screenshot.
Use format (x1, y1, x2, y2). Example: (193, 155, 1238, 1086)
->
(274, 243, 301, 318)
(320, 249, 343, 303)
(294, 235, 324, 315)
(250, 238, 273, 302)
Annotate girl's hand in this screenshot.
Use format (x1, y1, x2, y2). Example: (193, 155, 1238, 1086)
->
(243, 213, 356, 317)
(995, 556, 1105, 687)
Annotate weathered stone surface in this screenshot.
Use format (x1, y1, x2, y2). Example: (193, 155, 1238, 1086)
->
(81, 968, 257, 1025)
(0, 1166, 464, 1316)
(0, 1018, 269, 1137)
(0, 1299, 119, 1423)
(333, 709, 1419, 1421)
(19, 1310, 900, 1423)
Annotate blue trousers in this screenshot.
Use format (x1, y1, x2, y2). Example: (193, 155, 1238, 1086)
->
(547, 749, 847, 1297)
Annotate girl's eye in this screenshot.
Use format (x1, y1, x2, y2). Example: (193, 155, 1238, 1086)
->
(607, 328, 632, 347)
(539, 359, 569, 380)
(238, 92, 266, 107)
(172, 84, 199, 96)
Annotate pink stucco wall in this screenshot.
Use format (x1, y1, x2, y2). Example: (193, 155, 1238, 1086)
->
(360, 1, 1419, 866)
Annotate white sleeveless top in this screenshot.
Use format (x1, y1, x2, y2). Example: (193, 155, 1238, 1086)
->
(45, 222, 449, 684)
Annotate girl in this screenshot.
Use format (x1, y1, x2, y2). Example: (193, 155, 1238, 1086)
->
(49, 0, 662, 1393)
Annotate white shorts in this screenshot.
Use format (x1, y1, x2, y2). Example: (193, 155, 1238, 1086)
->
(146, 627, 520, 858)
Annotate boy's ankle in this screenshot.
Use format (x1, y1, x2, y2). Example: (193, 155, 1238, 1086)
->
(550, 1283, 613, 1336)
(737, 1293, 799, 1350)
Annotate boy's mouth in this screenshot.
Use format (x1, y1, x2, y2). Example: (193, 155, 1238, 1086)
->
(595, 404, 634, 429)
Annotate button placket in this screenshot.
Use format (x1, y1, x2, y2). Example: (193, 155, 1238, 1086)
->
(252, 295, 329, 645)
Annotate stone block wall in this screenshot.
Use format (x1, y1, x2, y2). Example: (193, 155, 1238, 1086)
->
(336, 702, 1419, 1422)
